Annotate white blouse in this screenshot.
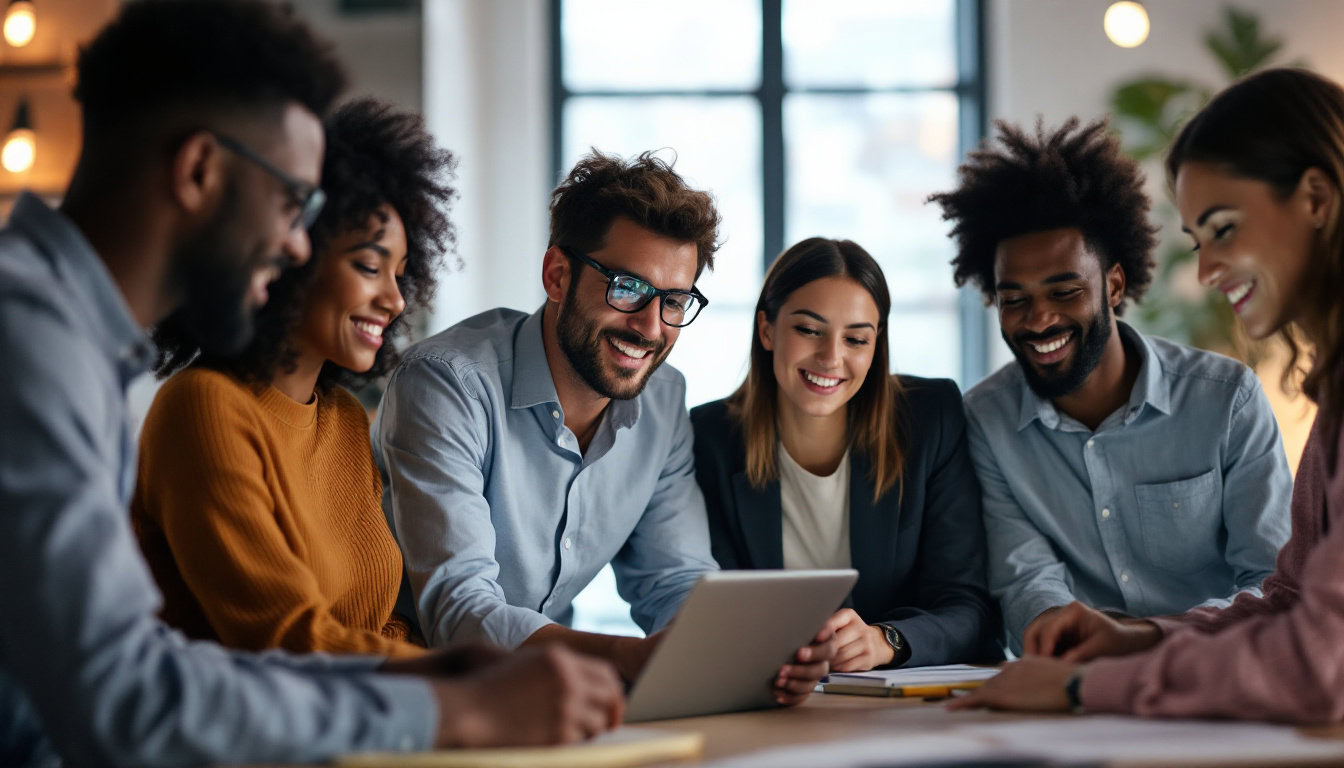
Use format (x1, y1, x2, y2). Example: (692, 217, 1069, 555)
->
(778, 444, 852, 570)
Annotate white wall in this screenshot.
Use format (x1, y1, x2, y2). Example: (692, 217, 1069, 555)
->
(296, 0, 424, 113)
(422, 0, 552, 334)
(987, 0, 1344, 129)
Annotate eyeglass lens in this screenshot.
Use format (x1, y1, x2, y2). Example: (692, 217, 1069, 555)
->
(607, 276, 703, 326)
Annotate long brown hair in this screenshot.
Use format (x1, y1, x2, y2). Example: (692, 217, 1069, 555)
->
(1166, 68, 1344, 448)
(727, 238, 905, 501)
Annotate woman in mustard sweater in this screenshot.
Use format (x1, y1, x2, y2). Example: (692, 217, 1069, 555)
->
(132, 98, 455, 658)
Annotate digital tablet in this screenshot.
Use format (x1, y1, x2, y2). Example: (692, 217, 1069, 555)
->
(624, 569, 858, 722)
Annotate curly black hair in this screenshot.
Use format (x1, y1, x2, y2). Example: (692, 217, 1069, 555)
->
(927, 118, 1158, 314)
(152, 98, 457, 392)
(75, 0, 346, 137)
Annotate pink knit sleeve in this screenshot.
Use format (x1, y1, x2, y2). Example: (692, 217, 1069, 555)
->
(1082, 422, 1343, 723)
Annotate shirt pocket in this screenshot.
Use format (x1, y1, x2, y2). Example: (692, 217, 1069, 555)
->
(1133, 468, 1223, 575)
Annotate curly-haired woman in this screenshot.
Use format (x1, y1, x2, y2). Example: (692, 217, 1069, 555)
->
(131, 98, 455, 657)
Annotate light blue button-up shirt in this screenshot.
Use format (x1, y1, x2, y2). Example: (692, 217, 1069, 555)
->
(964, 322, 1292, 654)
(0, 193, 435, 767)
(374, 307, 717, 649)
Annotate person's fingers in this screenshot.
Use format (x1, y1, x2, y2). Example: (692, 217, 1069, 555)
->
(784, 664, 822, 688)
(1035, 614, 1073, 658)
(831, 645, 864, 671)
(1060, 632, 1111, 663)
(1024, 606, 1070, 656)
(1022, 618, 1046, 656)
(822, 609, 853, 635)
(809, 634, 838, 663)
(831, 635, 862, 662)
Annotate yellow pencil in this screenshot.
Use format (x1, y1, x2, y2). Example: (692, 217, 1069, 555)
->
(820, 680, 985, 698)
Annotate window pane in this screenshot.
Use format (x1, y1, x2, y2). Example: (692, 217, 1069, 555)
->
(784, 92, 960, 381)
(563, 0, 761, 91)
(889, 308, 961, 380)
(571, 564, 642, 636)
(563, 96, 763, 309)
(783, 0, 956, 89)
(666, 305, 754, 408)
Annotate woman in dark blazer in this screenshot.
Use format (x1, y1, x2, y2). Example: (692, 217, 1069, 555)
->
(691, 238, 1000, 671)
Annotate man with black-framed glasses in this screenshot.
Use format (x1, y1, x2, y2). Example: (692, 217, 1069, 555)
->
(0, 2, 625, 765)
(376, 150, 836, 701)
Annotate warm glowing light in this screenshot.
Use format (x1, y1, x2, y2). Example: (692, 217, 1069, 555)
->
(1104, 1, 1150, 48)
(3, 128, 35, 173)
(3, 1, 36, 48)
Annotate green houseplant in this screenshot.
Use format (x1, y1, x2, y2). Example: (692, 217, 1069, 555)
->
(1111, 5, 1301, 364)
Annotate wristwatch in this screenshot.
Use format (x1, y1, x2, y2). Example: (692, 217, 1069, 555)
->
(1065, 667, 1087, 714)
(874, 622, 911, 667)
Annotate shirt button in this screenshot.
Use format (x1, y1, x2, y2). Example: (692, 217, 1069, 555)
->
(1121, 571, 1131, 583)
(1087, 438, 1096, 449)
(552, 410, 560, 419)
(563, 537, 573, 551)
(1101, 508, 1111, 520)
(1172, 502, 1181, 509)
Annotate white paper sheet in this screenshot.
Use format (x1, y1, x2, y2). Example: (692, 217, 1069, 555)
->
(702, 715, 1344, 767)
(825, 663, 1001, 687)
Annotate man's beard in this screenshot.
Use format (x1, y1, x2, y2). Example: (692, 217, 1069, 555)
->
(1007, 298, 1112, 400)
(556, 279, 670, 401)
(172, 185, 277, 356)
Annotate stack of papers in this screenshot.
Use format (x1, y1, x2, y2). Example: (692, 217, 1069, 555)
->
(821, 663, 1000, 697)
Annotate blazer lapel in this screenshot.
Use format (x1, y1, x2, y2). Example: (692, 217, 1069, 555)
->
(847, 451, 895, 613)
(731, 471, 784, 569)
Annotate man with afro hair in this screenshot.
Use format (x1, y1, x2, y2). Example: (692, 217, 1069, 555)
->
(929, 118, 1291, 657)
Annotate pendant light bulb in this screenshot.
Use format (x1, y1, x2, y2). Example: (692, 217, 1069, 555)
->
(1104, 1, 1150, 48)
(3, 0, 36, 48)
(3, 99, 35, 174)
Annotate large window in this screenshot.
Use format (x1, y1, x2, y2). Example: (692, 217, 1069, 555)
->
(555, 0, 984, 635)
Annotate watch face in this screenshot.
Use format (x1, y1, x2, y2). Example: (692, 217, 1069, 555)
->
(882, 624, 901, 651)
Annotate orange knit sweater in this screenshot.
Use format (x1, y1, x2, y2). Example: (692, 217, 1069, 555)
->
(131, 367, 424, 658)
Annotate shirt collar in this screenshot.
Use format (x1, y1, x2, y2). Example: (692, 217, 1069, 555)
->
(9, 192, 155, 383)
(508, 303, 642, 431)
(1016, 320, 1170, 432)
(510, 305, 561, 409)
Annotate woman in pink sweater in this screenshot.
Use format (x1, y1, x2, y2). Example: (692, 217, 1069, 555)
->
(953, 67, 1344, 723)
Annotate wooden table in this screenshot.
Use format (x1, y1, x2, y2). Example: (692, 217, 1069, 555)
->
(633, 693, 1344, 766)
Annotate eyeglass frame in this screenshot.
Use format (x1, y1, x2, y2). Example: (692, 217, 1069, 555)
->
(212, 132, 327, 230)
(560, 246, 709, 328)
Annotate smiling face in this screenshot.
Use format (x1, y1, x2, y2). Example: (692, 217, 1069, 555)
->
(551, 216, 698, 400)
(994, 227, 1123, 399)
(174, 103, 324, 355)
(1175, 160, 1325, 340)
(292, 204, 408, 373)
(760, 275, 880, 419)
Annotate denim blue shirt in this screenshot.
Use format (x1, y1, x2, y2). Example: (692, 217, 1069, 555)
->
(0, 193, 435, 767)
(964, 322, 1292, 654)
(374, 307, 717, 649)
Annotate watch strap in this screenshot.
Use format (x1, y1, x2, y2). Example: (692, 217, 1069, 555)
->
(874, 622, 912, 668)
(1065, 667, 1086, 713)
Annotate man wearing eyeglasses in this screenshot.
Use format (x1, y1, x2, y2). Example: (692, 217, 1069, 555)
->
(376, 150, 835, 701)
(0, 2, 624, 766)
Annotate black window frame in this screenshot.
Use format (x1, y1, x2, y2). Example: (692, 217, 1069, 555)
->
(550, 0, 988, 383)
